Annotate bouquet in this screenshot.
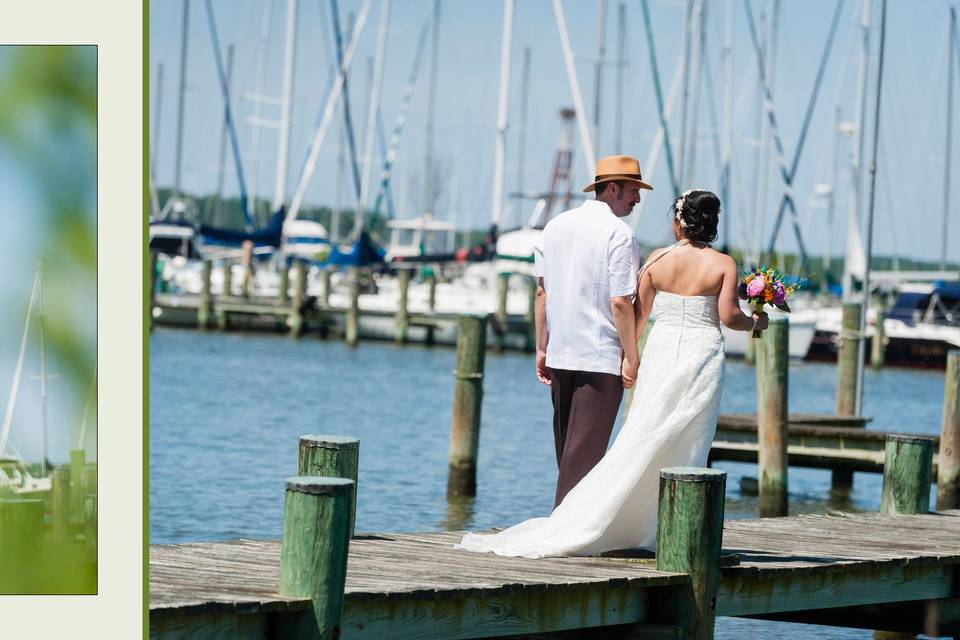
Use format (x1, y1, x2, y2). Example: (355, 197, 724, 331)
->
(738, 265, 804, 338)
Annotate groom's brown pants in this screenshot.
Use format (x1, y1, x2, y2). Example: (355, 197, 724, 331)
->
(549, 367, 623, 508)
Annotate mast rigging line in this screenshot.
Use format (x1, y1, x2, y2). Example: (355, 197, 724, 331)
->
(369, 4, 435, 222)
(0, 265, 42, 458)
(286, 0, 373, 226)
(330, 0, 363, 202)
(745, 0, 845, 264)
(203, 0, 254, 230)
(639, 0, 680, 199)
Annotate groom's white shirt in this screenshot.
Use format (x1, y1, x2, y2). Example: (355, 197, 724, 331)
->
(533, 199, 640, 376)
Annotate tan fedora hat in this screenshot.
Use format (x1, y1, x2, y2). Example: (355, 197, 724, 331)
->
(582, 155, 654, 192)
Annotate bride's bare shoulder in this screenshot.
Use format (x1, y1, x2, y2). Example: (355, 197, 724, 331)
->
(704, 248, 737, 271)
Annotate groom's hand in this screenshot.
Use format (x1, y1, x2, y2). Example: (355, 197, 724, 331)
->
(621, 356, 639, 389)
(536, 351, 552, 386)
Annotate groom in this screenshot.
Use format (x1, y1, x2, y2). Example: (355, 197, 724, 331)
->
(533, 155, 653, 507)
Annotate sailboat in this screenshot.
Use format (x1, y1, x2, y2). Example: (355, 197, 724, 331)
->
(0, 261, 53, 498)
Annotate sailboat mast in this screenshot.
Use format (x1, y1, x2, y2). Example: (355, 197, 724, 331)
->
(844, 0, 872, 300)
(37, 261, 47, 478)
(421, 0, 442, 217)
(677, 0, 693, 186)
(942, 7, 956, 272)
(490, 0, 515, 230)
(592, 0, 608, 152)
(554, 0, 597, 181)
(721, 0, 733, 250)
(248, 0, 274, 224)
(355, 0, 392, 236)
(150, 63, 164, 219)
(273, 0, 299, 214)
(855, 0, 888, 415)
(0, 267, 41, 458)
(172, 0, 190, 206)
(615, 3, 626, 154)
(215, 45, 235, 227)
(516, 46, 531, 197)
(684, 0, 704, 184)
(825, 105, 842, 278)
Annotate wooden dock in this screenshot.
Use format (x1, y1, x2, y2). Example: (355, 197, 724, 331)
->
(150, 510, 960, 639)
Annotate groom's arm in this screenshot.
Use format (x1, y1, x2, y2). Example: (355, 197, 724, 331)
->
(534, 278, 551, 385)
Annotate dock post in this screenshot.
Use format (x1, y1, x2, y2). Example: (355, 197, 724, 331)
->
(0, 498, 44, 592)
(322, 265, 333, 307)
(448, 314, 487, 497)
(240, 240, 254, 298)
(656, 467, 726, 640)
(881, 434, 934, 515)
(279, 477, 353, 640)
(83, 493, 97, 558)
(198, 260, 212, 330)
(290, 261, 305, 337)
(346, 267, 360, 348)
(278, 261, 290, 306)
(298, 436, 360, 536)
(756, 317, 789, 517)
(524, 277, 537, 352)
(395, 269, 410, 345)
(833, 302, 862, 496)
(871, 309, 887, 369)
(426, 269, 437, 346)
(222, 261, 234, 298)
(52, 467, 71, 542)
(495, 272, 509, 352)
(70, 449, 86, 522)
(937, 350, 960, 509)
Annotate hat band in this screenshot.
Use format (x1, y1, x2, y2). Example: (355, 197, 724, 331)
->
(594, 172, 643, 181)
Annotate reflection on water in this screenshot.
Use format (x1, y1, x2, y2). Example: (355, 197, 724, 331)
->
(442, 495, 476, 532)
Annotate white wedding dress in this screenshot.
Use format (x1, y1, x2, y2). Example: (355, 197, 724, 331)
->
(456, 291, 725, 558)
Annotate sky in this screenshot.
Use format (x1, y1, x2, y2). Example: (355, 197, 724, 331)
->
(150, 0, 957, 264)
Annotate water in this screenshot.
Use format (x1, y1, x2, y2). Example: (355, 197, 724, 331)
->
(149, 327, 948, 637)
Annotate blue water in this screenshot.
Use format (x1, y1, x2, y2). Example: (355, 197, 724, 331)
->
(149, 327, 948, 638)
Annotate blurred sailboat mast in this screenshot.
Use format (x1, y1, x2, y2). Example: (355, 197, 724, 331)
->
(172, 0, 190, 211)
(150, 63, 164, 219)
(273, 0, 299, 215)
(490, 0, 514, 233)
(720, 0, 733, 251)
(592, 0, 607, 153)
(614, 3, 626, 154)
(942, 7, 956, 271)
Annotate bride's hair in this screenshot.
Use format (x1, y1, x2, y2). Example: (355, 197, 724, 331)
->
(671, 190, 720, 244)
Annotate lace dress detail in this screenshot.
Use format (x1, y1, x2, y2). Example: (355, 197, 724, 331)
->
(455, 292, 725, 558)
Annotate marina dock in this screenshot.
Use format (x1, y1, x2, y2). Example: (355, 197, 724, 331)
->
(150, 510, 960, 638)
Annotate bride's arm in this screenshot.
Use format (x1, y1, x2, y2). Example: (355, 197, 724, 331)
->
(718, 255, 767, 332)
(634, 266, 656, 340)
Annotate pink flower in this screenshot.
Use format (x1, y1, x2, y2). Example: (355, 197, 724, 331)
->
(746, 276, 766, 298)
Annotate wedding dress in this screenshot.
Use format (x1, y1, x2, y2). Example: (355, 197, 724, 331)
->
(456, 290, 725, 558)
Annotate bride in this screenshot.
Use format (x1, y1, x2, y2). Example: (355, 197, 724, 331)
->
(456, 189, 768, 558)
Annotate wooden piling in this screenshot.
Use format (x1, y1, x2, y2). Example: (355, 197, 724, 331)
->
(322, 265, 333, 307)
(937, 350, 960, 510)
(881, 434, 934, 515)
(298, 436, 360, 536)
(833, 302, 862, 496)
(70, 449, 85, 522)
(744, 335, 756, 365)
(241, 240, 254, 298)
(0, 498, 44, 591)
(756, 317, 789, 517)
(425, 270, 437, 346)
(448, 314, 487, 497)
(290, 261, 305, 337)
(395, 269, 410, 345)
(279, 477, 353, 640)
(84, 493, 97, 558)
(278, 262, 290, 305)
(656, 467, 726, 640)
(495, 272, 509, 352)
(222, 262, 233, 299)
(346, 267, 360, 348)
(871, 309, 887, 369)
(52, 467, 71, 542)
(198, 260, 212, 330)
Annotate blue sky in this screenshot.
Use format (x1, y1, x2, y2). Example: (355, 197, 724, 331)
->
(150, 0, 956, 263)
